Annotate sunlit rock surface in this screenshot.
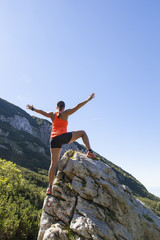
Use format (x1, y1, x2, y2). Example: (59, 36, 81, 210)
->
(38, 151, 160, 240)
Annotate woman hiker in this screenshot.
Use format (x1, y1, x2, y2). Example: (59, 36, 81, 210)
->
(26, 93, 96, 195)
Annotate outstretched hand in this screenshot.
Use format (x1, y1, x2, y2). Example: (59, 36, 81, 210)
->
(88, 93, 95, 101)
(26, 104, 34, 110)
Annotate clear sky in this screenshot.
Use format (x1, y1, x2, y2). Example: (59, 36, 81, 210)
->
(0, 1, 160, 197)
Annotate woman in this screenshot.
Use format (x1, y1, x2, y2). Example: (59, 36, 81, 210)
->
(26, 93, 96, 195)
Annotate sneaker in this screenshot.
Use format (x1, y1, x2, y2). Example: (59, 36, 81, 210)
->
(87, 151, 97, 159)
(46, 186, 52, 195)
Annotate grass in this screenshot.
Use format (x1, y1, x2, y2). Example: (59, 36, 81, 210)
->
(66, 183, 73, 191)
(64, 225, 76, 240)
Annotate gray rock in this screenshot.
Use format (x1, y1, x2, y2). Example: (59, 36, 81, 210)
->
(70, 197, 116, 240)
(43, 224, 68, 240)
(0, 128, 9, 137)
(0, 144, 9, 150)
(38, 151, 160, 240)
(37, 211, 56, 240)
(72, 175, 98, 200)
(0, 114, 51, 146)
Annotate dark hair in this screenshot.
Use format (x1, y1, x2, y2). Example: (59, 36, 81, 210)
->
(57, 101, 65, 118)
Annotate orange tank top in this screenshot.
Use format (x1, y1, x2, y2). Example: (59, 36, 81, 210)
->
(50, 112, 68, 138)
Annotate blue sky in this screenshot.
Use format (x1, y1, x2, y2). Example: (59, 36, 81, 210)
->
(0, 1, 160, 197)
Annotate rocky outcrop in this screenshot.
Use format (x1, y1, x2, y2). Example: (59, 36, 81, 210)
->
(61, 142, 86, 158)
(0, 114, 33, 134)
(0, 114, 51, 146)
(38, 151, 160, 240)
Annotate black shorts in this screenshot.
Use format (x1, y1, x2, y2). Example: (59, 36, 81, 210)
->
(50, 132, 72, 148)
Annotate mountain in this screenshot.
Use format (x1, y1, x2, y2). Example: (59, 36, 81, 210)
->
(38, 151, 160, 240)
(0, 98, 52, 171)
(0, 98, 160, 217)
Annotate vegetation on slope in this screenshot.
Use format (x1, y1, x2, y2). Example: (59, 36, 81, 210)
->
(0, 158, 48, 240)
(137, 196, 160, 217)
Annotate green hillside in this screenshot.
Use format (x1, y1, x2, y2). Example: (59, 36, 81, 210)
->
(0, 158, 48, 240)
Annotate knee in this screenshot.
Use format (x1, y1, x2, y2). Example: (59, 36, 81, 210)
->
(81, 130, 86, 136)
(49, 162, 54, 168)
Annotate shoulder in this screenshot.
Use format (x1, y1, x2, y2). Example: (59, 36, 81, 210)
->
(48, 112, 55, 121)
(59, 110, 69, 121)
(63, 109, 72, 116)
(64, 107, 78, 116)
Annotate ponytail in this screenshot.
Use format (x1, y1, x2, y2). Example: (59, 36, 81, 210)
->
(57, 106, 63, 118)
(57, 101, 65, 118)
(57, 109, 60, 118)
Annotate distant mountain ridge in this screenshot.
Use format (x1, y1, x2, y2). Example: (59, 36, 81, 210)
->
(0, 98, 160, 217)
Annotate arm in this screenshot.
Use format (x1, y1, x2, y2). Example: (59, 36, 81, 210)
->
(66, 93, 95, 116)
(26, 104, 54, 119)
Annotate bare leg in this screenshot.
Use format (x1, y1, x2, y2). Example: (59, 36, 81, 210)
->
(49, 148, 61, 186)
(69, 130, 91, 150)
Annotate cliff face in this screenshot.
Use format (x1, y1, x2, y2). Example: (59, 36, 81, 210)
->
(0, 112, 51, 171)
(38, 151, 160, 240)
(0, 114, 51, 146)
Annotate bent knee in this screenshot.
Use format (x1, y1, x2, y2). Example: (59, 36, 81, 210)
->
(80, 130, 86, 136)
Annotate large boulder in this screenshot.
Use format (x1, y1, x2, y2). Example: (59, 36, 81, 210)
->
(38, 151, 160, 240)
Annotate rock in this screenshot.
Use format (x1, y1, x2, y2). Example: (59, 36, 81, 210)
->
(43, 224, 68, 240)
(0, 115, 34, 135)
(0, 128, 9, 137)
(25, 141, 46, 154)
(0, 144, 9, 150)
(70, 196, 116, 240)
(37, 151, 160, 240)
(72, 175, 98, 200)
(37, 211, 56, 240)
(61, 142, 86, 158)
(0, 114, 51, 146)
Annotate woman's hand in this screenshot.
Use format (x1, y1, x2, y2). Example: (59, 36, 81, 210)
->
(26, 104, 34, 110)
(88, 93, 95, 101)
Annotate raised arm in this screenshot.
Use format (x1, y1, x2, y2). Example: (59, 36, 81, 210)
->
(65, 93, 95, 116)
(26, 104, 54, 119)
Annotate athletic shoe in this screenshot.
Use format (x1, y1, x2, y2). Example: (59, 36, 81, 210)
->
(87, 151, 97, 159)
(46, 186, 52, 195)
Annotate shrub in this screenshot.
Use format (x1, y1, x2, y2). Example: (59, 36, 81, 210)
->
(0, 159, 45, 240)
